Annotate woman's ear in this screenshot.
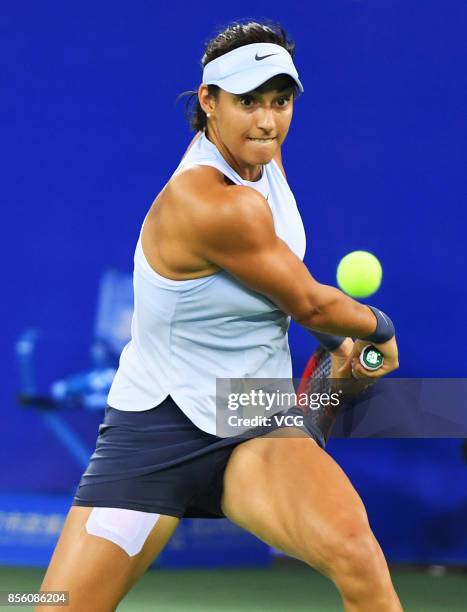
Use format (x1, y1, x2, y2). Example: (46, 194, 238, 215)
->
(198, 84, 216, 116)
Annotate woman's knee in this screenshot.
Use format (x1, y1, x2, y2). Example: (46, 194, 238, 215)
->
(332, 529, 387, 581)
(300, 517, 386, 582)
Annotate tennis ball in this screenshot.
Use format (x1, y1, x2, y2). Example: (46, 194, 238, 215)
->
(336, 251, 382, 298)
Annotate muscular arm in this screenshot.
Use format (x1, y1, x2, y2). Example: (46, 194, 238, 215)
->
(191, 185, 378, 339)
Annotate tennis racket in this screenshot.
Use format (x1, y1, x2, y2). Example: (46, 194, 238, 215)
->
(297, 337, 384, 442)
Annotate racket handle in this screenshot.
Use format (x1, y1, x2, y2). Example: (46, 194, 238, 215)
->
(359, 345, 384, 370)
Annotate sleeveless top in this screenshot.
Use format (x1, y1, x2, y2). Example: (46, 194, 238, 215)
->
(107, 132, 306, 435)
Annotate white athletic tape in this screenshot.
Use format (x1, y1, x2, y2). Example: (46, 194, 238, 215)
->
(85, 507, 161, 557)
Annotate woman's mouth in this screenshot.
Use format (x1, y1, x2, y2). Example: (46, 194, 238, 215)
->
(247, 137, 276, 143)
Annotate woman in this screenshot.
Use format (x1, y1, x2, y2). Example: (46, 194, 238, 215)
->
(38, 21, 402, 611)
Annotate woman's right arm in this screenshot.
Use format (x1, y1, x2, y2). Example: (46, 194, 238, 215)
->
(188, 181, 399, 375)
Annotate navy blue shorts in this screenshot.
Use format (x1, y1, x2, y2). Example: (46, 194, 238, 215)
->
(73, 396, 324, 519)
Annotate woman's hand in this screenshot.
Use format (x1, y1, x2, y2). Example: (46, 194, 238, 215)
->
(329, 337, 354, 379)
(329, 337, 391, 397)
(328, 337, 367, 397)
(347, 336, 399, 381)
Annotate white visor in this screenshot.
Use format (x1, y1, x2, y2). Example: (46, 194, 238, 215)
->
(202, 43, 304, 95)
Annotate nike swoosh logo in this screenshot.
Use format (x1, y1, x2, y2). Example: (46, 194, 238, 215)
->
(255, 52, 279, 61)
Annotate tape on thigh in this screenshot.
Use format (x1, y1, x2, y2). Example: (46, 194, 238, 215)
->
(85, 507, 161, 557)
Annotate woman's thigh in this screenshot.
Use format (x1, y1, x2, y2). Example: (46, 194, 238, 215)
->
(37, 506, 179, 612)
(221, 431, 382, 575)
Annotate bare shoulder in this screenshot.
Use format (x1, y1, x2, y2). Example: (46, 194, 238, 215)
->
(166, 165, 275, 245)
(142, 164, 275, 279)
(165, 164, 226, 205)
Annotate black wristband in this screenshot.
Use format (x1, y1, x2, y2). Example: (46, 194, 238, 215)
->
(309, 330, 345, 352)
(362, 306, 395, 344)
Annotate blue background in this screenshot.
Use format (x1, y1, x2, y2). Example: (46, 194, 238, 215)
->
(1, 1, 466, 562)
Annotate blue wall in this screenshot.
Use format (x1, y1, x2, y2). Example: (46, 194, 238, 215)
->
(2, 1, 466, 562)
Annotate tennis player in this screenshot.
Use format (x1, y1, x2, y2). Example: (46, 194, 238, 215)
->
(38, 21, 402, 612)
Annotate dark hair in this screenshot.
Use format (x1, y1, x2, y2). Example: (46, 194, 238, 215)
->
(178, 20, 297, 132)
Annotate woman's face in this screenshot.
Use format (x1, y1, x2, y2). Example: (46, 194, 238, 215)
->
(199, 75, 295, 176)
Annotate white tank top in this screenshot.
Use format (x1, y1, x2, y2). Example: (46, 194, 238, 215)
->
(107, 132, 306, 434)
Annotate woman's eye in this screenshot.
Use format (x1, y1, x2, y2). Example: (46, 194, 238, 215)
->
(276, 96, 290, 107)
(240, 96, 255, 106)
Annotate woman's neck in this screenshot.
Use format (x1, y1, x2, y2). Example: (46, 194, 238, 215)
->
(205, 130, 262, 182)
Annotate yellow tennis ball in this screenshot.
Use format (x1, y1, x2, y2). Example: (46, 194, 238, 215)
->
(336, 251, 382, 298)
